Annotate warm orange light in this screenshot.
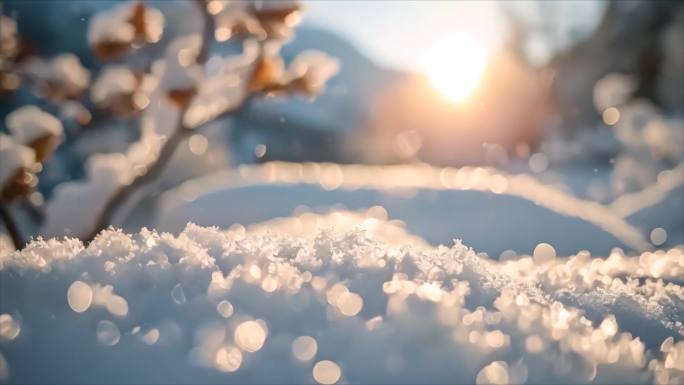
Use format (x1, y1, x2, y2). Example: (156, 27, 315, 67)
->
(421, 36, 488, 103)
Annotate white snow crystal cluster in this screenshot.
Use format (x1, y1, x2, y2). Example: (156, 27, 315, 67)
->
(5, 105, 63, 146)
(1, 211, 682, 384)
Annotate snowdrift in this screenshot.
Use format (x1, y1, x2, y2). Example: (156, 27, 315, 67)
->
(0, 210, 682, 384)
(155, 162, 657, 257)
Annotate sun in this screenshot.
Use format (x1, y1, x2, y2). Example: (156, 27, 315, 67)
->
(421, 35, 489, 103)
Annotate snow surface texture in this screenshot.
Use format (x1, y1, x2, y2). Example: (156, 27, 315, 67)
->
(1, 212, 682, 384)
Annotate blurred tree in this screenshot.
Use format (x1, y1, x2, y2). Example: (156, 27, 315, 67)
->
(0, 0, 339, 249)
(549, 0, 684, 131)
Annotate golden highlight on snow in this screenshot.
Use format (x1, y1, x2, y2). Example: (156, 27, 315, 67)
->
(476, 361, 509, 385)
(234, 320, 267, 353)
(532, 242, 556, 264)
(141, 328, 160, 345)
(0, 314, 20, 341)
(216, 300, 234, 318)
(67, 280, 93, 313)
(215, 346, 242, 373)
(105, 295, 129, 317)
(313, 360, 342, 385)
(292, 336, 318, 361)
(336, 292, 363, 317)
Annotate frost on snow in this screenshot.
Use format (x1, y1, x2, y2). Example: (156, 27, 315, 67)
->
(0, 212, 683, 384)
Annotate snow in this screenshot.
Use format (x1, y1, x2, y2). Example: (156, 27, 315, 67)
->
(41, 153, 133, 238)
(156, 162, 653, 255)
(0, 135, 35, 190)
(287, 50, 341, 96)
(1, 3, 681, 383)
(213, 0, 302, 41)
(88, 5, 135, 47)
(610, 163, 684, 218)
(5, 106, 63, 146)
(593, 73, 637, 112)
(0, 15, 18, 64)
(0, 217, 682, 383)
(183, 41, 258, 128)
(158, 34, 203, 96)
(90, 65, 139, 108)
(87, 1, 164, 48)
(42, 30, 215, 240)
(22, 54, 90, 100)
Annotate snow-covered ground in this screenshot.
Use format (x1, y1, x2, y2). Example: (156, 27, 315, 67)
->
(0, 211, 682, 384)
(154, 162, 682, 257)
(1, 1, 682, 383)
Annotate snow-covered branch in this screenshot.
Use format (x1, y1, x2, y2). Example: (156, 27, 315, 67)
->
(1, 0, 339, 246)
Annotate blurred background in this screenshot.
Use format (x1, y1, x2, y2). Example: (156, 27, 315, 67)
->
(1, 0, 683, 256)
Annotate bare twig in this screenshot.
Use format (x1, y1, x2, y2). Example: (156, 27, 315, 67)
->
(196, 0, 214, 65)
(0, 202, 24, 250)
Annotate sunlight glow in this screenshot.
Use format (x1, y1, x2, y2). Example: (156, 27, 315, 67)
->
(421, 35, 489, 103)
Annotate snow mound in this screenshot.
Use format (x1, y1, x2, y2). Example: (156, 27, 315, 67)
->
(1, 213, 682, 384)
(157, 162, 652, 255)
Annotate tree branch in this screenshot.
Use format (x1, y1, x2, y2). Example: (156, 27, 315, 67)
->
(83, 1, 287, 243)
(84, 0, 220, 242)
(0, 202, 25, 250)
(20, 199, 45, 224)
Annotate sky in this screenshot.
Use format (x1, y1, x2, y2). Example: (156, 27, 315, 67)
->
(302, 0, 607, 72)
